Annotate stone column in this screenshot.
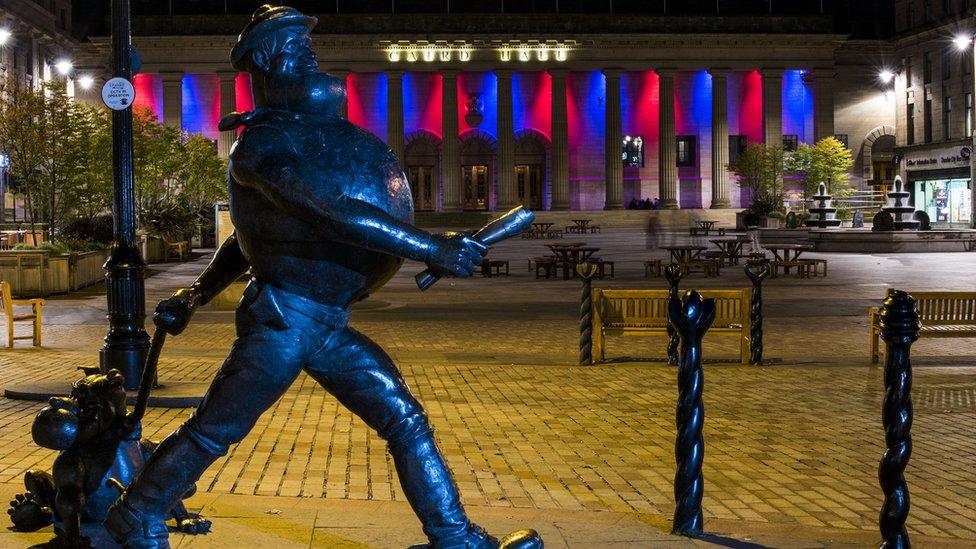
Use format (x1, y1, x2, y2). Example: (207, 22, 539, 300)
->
(604, 69, 623, 210)
(550, 69, 570, 210)
(496, 69, 516, 210)
(441, 70, 461, 212)
(386, 70, 405, 162)
(812, 69, 836, 141)
(762, 68, 783, 147)
(217, 71, 237, 158)
(710, 69, 731, 208)
(659, 70, 678, 209)
(160, 71, 183, 131)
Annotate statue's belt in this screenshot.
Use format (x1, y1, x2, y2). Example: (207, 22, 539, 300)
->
(243, 279, 351, 330)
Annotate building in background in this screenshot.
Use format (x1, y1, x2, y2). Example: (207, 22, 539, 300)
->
(0, 0, 77, 223)
(72, 1, 897, 213)
(892, 0, 975, 227)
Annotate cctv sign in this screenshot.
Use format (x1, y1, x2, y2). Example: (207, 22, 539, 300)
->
(101, 77, 136, 111)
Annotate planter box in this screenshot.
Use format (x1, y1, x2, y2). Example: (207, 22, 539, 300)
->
(759, 217, 781, 228)
(0, 249, 108, 297)
(138, 235, 167, 264)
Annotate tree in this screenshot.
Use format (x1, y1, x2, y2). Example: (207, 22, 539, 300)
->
(172, 134, 227, 238)
(0, 80, 97, 237)
(70, 106, 113, 222)
(789, 136, 854, 197)
(729, 143, 786, 216)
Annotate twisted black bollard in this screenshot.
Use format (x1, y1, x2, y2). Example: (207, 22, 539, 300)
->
(878, 290, 919, 549)
(669, 290, 716, 538)
(664, 263, 684, 365)
(577, 262, 600, 365)
(744, 254, 770, 365)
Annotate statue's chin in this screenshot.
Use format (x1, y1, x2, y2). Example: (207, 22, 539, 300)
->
(264, 72, 346, 117)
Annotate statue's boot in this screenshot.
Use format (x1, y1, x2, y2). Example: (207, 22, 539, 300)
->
(104, 426, 223, 549)
(385, 415, 542, 549)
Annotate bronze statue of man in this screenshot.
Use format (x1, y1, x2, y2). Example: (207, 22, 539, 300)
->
(104, 6, 542, 549)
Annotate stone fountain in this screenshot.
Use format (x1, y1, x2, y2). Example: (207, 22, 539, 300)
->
(804, 182, 842, 228)
(877, 176, 920, 231)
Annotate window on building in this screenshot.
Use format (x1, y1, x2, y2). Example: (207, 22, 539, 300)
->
(728, 135, 748, 166)
(782, 134, 798, 151)
(967, 93, 973, 137)
(923, 51, 933, 83)
(834, 134, 849, 148)
(963, 48, 973, 76)
(944, 96, 953, 140)
(905, 56, 913, 87)
(676, 136, 696, 167)
(907, 102, 916, 145)
(924, 97, 933, 142)
(942, 48, 952, 80)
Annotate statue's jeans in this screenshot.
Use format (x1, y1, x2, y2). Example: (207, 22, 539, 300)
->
(122, 280, 471, 545)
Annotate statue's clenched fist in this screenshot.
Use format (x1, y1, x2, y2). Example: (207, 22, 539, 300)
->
(425, 232, 488, 278)
(153, 288, 201, 335)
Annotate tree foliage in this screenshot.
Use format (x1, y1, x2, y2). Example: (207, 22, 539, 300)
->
(788, 136, 855, 197)
(0, 86, 226, 242)
(729, 143, 786, 216)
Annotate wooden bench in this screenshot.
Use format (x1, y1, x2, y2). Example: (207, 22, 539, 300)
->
(684, 259, 721, 277)
(591, 288, 750, 364)
(163, 237, 188, 262)
(589, 258, 614, 279)
(771, 260, 810, 278)
(869, 290, 976, 364)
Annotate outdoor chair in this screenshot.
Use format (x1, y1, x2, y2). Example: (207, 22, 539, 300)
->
(0, 281, 44, 347)
(642, 259, 662, 277)
(163, 237, 188, 262)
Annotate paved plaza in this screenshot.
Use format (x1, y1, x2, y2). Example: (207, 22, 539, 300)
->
(0, 228, 974, 548)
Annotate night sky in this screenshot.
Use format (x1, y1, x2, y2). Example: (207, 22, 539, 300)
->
(72, 0, 895, 40)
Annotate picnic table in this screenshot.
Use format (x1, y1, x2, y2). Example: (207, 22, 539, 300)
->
(525, 222, 557, 239)
(708, 236, 752, 266)
(697, 220, 717, 233)
(765, 244, 813, 277)
(765, 244, 812, 262)
(659, 245, 707, 265)
(566, 219, 593, 234)
(546, 242, 600, 279)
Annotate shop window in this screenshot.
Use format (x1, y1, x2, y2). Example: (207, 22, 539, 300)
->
(782, 135, 798, 152)
(676, 136, 696, 167)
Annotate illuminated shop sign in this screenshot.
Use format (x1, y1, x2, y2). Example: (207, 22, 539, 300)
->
(384, 41, 572, 63)
(904, 145, 972, 169)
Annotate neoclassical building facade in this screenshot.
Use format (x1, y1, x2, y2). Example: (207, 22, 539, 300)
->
(74, 12, 891, 212)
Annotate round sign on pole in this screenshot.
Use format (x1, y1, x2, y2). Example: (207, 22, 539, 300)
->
(101, 77, 136, 111)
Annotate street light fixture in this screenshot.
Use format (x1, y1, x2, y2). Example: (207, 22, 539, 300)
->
(54, 59, 73, 75)
(78, 75, 94, 89)
(953, 34, 972, 51)
(0, 29, 11, 45)
(879, 69, 894, 84)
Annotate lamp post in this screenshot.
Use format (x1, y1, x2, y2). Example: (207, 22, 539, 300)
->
(954, 33, 976, 229)
(100, 0, 150, 391)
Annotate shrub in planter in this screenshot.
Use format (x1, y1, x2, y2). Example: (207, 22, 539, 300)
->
(60, 215, 114, 244)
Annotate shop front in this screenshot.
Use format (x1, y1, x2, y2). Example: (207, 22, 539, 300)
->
(902, 144, 973, 226)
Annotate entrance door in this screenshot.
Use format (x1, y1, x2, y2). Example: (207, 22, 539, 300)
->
(515, 164, 543, 209)
(408, 166, 436, 211)
(462, 165, 489, 210)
